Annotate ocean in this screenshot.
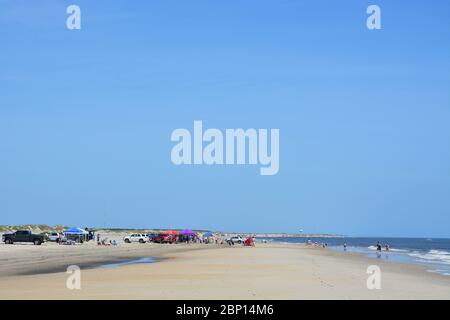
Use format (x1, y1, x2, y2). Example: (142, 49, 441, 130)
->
(259, 237, 450, 276)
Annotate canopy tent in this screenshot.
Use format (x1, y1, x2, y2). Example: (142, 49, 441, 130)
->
(63, 227, 89, 244)
(163, 230, 179, 235)
(180, 229, 196, 236)
(203, 233, 214, 237)
(64, 227, 89, 235)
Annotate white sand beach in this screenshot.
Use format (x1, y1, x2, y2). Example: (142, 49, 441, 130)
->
(0, 240, 449, 300)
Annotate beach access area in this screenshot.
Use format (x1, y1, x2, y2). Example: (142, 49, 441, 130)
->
(0, 236, 449, 300)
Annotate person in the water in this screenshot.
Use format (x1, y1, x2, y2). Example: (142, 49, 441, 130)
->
(376, 241, 382, 258)
(376, 242, 382, 251)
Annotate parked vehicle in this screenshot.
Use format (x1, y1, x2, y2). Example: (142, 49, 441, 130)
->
(123, 234, 148, 244)
(47, 232, 60, 242)
(226, 236, 243, 244)
(145, 233, 158, 242)
(2, 230, 45, 245)
(151, 233, 177, 244)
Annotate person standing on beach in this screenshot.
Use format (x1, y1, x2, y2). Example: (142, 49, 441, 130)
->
(343, 242, 347, 251)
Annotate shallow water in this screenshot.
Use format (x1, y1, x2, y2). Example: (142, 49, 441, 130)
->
(260, 237, 450, 276)
(98, 257, 159, 269)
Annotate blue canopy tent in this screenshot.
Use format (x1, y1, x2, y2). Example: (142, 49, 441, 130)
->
(64, 227, 88, 235)
(202, 232, 215, 244)
(64, 227, 89, 243)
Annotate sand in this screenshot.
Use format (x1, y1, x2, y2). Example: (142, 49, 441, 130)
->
(0, 241, 449, 300)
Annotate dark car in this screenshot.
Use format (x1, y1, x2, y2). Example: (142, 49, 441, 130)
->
(145, 233, 158, 243)
(151, 233, 177, 244)
(2, 230, 45, 245)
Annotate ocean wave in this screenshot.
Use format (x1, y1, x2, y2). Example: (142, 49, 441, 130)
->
(389, 248, 409, 253)
(427, 269, 450, 276)
(429, 250, 450, 256)
(408, 250, 450, 265)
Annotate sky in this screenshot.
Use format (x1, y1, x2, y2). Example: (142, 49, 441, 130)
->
(1, 0, 449, 237)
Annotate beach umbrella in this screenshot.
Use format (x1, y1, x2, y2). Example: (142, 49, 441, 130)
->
(203, 232, 214, 237)
(163, 230, 178, 235)
(180, 229, 196, 236)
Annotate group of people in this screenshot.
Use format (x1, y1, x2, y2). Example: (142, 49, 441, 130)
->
(343, 241, 391, 258)
(96, 233, 118, 246)
(375, 241, 390, 258)
(181, 236, 224, 244)
(306, 239, 328, 248)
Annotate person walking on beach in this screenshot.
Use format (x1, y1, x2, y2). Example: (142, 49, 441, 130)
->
(343, 242, 347, 251)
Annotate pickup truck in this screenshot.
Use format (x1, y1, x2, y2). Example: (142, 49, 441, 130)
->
(2, 230, 45, 245)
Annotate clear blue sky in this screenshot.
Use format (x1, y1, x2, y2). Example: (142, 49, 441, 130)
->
(1, 0, 449, 237)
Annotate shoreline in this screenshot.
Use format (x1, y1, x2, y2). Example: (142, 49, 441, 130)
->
(262, 237, 450, 278)
(267, 243, 450, 284)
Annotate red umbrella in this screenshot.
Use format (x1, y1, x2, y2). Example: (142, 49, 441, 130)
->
(163, 230, 178, 235)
